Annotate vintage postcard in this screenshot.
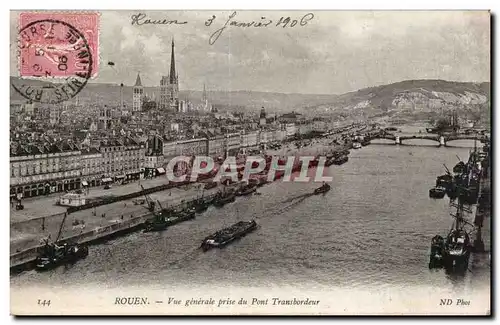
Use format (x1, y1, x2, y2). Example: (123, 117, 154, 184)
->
(9, 10, 491, 315)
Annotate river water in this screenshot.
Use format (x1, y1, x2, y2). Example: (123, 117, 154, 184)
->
(10, 137, 490, 297)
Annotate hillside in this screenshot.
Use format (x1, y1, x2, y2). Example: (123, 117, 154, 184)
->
(304, 80, 490, 121)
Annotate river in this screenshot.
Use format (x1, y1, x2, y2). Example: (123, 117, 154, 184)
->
(10, 137, 490, 298)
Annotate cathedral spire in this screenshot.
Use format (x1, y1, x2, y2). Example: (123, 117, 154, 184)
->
(203, 83, 207, 102)
(169, 38, 176, 84)
(134, 72, 142, 87)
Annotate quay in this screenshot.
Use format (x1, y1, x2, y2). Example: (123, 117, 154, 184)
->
(10, 193, 218, 271)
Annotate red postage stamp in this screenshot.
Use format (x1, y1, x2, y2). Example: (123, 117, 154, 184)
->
(18, 12, 99, 78)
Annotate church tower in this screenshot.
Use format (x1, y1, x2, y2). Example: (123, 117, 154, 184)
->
(259, 107, 267, 126)
(133, 72, 143, 112)
(160, 38, 179, 111)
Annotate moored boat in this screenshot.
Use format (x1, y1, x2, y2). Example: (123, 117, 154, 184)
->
(443, 229, 471, 269)
(353, 142, 362, 149)
(429, 235, 445, 268)
(436, 174, 453, 188)
(429, 187, 446, 199)
(35, 242, 89, 271)
(35, 212, 89, 271)
(143, 208, 196, 232)
(200, 220, 258, 251)
(332, 155, 348, 165)
(193, 197, 213, 213)
(213, 191, 236, 207)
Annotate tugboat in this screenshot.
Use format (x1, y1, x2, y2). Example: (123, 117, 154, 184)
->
(429, 186, 446, 199)
(314, 182, 331, 195)
(200, 220, 258, 251)
(35, 214, 88, 271)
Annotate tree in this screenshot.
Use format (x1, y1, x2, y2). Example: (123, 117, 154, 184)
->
(435, 117, 451, 130)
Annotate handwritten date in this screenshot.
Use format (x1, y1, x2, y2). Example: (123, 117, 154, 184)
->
(207, 12, 315, 45)
(130, 11, 315, 45)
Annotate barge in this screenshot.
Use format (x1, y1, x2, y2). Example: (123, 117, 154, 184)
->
(200, 220, 258, 251)
(143, 209, 196, 232)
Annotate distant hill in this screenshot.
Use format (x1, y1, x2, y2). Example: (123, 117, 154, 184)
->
(304, 79, 490, 119)
(10, 78, 490, 120)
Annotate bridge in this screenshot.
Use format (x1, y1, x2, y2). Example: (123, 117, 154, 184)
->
(371, 133, 487, 147)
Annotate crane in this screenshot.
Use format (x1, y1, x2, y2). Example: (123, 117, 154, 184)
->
(140, 185, 156, 212)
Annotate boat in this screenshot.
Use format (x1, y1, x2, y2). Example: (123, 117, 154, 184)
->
(193, 197, 213, 213)
(143, 208, 196, 232)
(236, 184, 257, 196)
(34, 212, 89, 271)
(453, 161, 467, 174)
(200, 220, 258, 251)
(325, 158, 335, 167)
(429, 187, 446, 199)
(352, 142, 362, 149)
(332, 155, 349, 165)
(436, 174, 453, 188)
(443, 229, 471, 268)
(361, 138, 371, 146)
(429, 189, 473, 270)
(212, 191, 236, 207)
(35, 241, 89, 271)
(314, 182, 331, 195)
(428, 235, 445, 268)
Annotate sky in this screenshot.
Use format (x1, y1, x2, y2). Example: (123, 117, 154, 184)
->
(10, 10, 490, 94)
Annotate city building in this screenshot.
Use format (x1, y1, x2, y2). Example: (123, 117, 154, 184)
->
(133, 73, 144, 112)
(80, 147, 103, 187)
(145, 135, 165, 177)
(99, 106, 113, 130)
(159, 39, 179, 111)
(10, 141, 82, 198)
(279, 111, 304, 124)
(99, 137, 146, 183)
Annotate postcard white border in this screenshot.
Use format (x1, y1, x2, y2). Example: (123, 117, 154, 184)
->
(3, 0, 497, 323)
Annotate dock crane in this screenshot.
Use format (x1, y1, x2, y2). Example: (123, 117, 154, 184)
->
(140, 185, 156, 212)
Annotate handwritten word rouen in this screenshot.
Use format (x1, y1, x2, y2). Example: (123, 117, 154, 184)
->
(131, 13, 188, 26)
